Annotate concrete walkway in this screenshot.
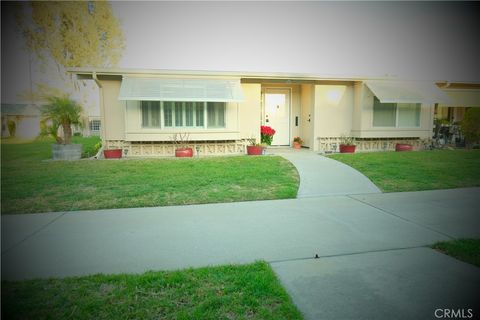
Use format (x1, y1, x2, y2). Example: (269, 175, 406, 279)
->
(271, 148, 381, 197)
(2, 188, 480, 318)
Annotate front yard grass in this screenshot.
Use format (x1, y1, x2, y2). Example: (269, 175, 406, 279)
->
(432, 239, 480, 268)
(1, 138, 299, 214)
(329, 150, 480, 192)
(1, 261, 303, 320)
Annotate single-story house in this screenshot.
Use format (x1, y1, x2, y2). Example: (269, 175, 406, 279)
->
(69, 68, 480, 156)
(1, 103, 41, 139)
(1, 103, 102, 140)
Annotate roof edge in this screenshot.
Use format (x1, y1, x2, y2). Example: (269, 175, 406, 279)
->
(67, 67, 480, 85)
(67, 67, 394, 82)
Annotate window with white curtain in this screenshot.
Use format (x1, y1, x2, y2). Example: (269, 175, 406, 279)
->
(373, 97, 421, 128)
(141, 101, 224, 129)
(141, 101, 161, 128)
(207, 102, 225, 128)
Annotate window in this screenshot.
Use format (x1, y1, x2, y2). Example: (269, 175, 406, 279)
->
(141, 101, 225, 129)
(373, 97, 421, 127)
(141, 101, 161, 127)
(89, 120, 101, 131)
(207, 102, 225, 128)
(398, 103, 421, 127)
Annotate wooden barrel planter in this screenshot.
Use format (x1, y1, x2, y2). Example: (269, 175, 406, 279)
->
(104, 149, 123, 159)
(339, 144, 356, 153)
(395, 143, 413, 152)
(175, 147, 193, 157)
(247, 145, 264, 155)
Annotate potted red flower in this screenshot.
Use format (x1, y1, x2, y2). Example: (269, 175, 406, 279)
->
(260, 125, 276, 146)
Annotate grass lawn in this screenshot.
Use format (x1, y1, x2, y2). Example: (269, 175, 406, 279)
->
(1, 261, 303, 320)
(432, 239, 480, 268)
(329, 150, 480, 192)
(1, 138, 299, 214)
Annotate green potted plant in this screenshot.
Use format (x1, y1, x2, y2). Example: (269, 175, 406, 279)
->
(172, 132, 193, 157)
(40, 95, 84, 160)
(339, 136, 356, 153)
(293, 136, 303, 149)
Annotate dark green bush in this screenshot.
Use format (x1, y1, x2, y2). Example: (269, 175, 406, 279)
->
(461, 108, 480, 148)
(7, 120, 16, 137)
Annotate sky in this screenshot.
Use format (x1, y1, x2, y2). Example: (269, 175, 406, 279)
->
(2, 1, 480, 105)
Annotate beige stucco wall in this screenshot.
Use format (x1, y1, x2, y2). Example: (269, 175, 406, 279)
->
(124, 100, 240, 141)
(351, 83, 434, 139)
(314, 84, 354, 140)
(300, 84, 314, 148)
(100, 79, 260, 143)
(238, 83, 261, 142)
(100, 79, 125, 141)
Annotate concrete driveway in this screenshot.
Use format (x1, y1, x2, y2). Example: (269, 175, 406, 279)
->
(2, 188, 480, 319)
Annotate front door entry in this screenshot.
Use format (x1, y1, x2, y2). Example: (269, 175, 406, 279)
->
(264, 88, 290, 145)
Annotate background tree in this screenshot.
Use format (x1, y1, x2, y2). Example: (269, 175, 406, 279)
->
(14, 1, 124, 104)
(16, 1, 124, 69)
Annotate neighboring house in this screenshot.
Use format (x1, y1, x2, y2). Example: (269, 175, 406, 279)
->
(72, 116, 101, 137)
(436, 83, 480, 123)
(69, 68, 480, 156)
(1, 103, 41, 139)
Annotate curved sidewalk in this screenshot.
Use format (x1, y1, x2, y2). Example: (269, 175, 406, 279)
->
(273, 148, 381, 197)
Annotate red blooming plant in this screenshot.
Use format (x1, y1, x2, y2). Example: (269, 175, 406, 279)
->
(260, 125, 276, 145)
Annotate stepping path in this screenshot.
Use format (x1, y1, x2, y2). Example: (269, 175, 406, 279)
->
(272, 148, 381, 197)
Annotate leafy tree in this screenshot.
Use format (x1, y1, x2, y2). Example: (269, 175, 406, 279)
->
(40, 96, 83, 145)
(14, 1, 124, 103)
(461, 108, 480, 148)
(16, 1, 124, 68)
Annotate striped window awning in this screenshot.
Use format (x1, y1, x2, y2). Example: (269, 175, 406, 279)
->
(118, 77, 244, 102)
(365, 80, 452, 104)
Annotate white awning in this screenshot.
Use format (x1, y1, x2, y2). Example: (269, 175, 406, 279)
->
(118, 77, 244, 102)
(438, 89, 480, 108)
(365, 80, 452, 104)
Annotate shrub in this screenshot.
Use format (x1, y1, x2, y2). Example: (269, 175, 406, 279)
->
(461, 108, 480, 148)
(7, 120, 16, 137)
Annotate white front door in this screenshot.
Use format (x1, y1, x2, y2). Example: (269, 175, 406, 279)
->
(264, 89, 290, 145)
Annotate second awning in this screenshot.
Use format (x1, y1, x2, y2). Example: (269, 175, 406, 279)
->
(365, 80, 452, 104)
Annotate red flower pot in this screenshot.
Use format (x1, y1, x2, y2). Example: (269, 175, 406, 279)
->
(293, 142, 302, 149)
(104, 149, 122, 159)
(175, 147, 193, 157)
(339, 144, 356, 153)
(395, 143, 413, 152)
(247, 145, 264, 155)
